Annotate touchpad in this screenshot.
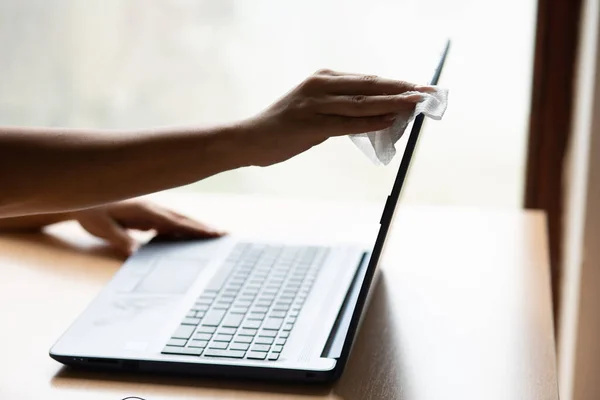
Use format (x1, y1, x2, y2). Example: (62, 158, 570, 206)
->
(133, 257, 208, 294)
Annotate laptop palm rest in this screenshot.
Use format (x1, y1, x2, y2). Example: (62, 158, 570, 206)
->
(321, 252, 375, 360)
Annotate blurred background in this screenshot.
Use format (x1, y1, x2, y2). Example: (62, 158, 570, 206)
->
(0, 0, 536, 207)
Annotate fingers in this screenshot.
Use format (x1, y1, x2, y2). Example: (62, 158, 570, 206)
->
(78, 213, 136, 255)
(322, 114, 399, 136)
(317, 93, 422, 117)
(146, 206, 226, 238)
(304, 72, 416, 96)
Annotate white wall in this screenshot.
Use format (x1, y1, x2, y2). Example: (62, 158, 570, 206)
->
(559, 0, 600, 398)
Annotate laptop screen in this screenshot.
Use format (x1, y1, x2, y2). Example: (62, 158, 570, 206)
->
(365, 40, 450, 277)
(328, 40, 450, 364)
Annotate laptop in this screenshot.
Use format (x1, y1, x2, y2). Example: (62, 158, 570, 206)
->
(50, 41, 450, 383)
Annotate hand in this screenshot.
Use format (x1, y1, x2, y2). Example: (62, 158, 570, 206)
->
(238, 69, 423, 167)
(70, 200, 225, 255)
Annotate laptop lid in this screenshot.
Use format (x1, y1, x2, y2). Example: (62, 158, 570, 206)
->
(324, 40, 451, 365)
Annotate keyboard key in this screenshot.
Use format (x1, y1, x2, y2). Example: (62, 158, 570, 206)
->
(262, 318, 283, 330)
(202, 309, 226, 326)
(186, 311, 197, 318)
(222, 314, 244, 328)
(238, 328, 258, 336)
(230, 307, 249, 314)
(242, 320, 262, 329)
(255, 336, 274, 345)
(214, 334, 234, 342)
(162, 346, 202, 356)
(253, 306, 269, 313)
(272, 304, 290, 312)
(208, 341, 228, 350)
(217, 327, 237, 335)
(259, 330, 277, 338)
(246, 351, 268, 360)
(182, 317, 201, 326)
(167, 338, 187, 347)
(203, 349, 246, 359)
(255, 301, 273, 307)
(196, 311, 206, 318)
(215, 300, 233, 308)
(289, 310, 299, 317)
(234, 300, 252, 307)
(172, 325, 196, 339)
(279, 331, 290, 338)
(283, 323, 294, 331)
(188, 339, 209, 348)
(272, 345, 284, 353)
(194, 333, 213, 341)
(275, 338, 286, 346)
(288, 316, 297, 323)
(196, 297, 213, 305)
(269, 311, 287, 318)
(202, 291, 218, 298)
(234, 335, 253, 343)
(268, 353, 280, 361)
(247, 312, 266, 320)
(192, 304, 210, 312)
(230, 342, 250, 351)
(252, 344, 271, 352)
(197, 326, 216, 334)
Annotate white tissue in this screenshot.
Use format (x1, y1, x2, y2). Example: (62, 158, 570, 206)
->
(350, 86, 449, 165)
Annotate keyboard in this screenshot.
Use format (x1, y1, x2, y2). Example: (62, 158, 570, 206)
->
(162, 243, 329, 361)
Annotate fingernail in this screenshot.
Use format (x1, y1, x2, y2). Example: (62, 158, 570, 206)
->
(414, 85, 436, 93)
(402, 93, 425, 102)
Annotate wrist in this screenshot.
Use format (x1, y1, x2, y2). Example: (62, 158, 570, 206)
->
(216, 119, 259, 169)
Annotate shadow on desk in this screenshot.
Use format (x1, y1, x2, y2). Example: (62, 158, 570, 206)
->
(50, 274, 404, 399)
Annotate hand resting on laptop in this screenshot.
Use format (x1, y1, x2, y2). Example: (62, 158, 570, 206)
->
(0, 199, 225, 256)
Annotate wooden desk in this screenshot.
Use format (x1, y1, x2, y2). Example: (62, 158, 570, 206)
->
(0, 194, 557, 399)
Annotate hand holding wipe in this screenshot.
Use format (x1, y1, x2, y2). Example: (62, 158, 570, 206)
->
(350, 85, 449, 165)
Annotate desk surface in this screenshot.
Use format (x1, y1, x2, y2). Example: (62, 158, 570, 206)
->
(0, 194, 557, 400)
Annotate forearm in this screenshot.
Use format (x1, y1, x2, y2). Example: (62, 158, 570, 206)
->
(0, 123, 248, 217)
